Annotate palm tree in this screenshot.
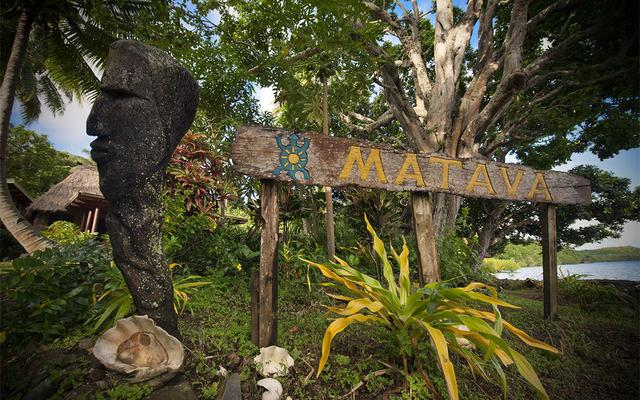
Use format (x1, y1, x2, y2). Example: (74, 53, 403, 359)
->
(0, 1, 157, 253)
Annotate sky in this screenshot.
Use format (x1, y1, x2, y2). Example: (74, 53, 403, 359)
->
(8, 0, 639, 251)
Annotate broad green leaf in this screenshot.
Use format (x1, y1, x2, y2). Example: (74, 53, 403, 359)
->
(364, 214, 399, 296)
(317, 314, 387, 376)
(509, 349, 550, 400)
(326, 293, 354, 302)
(326, 297, 384, 316)
(443, 288, 519, 309)
(302, 258, 362, 293)
(502, 321, 560, 354)
(490, 357, 508, 398)
(459, 308, 559, 354)
(391, 240, 410, 305)
(419, 320, 458, 400)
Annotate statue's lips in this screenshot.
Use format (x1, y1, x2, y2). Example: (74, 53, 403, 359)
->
(90, 136, 112, 160)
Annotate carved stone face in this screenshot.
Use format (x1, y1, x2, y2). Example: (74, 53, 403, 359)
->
(86, 40, 199, 198)
(87, 66, 166, 193)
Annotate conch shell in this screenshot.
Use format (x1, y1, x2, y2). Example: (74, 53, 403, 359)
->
(254, 346, 294, 377)
(93, 315, 183, 382)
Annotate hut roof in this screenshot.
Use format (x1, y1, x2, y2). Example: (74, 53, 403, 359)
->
(27, 165, 104, 214)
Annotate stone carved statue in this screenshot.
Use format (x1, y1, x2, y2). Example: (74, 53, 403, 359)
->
(87, 40, 199, 338)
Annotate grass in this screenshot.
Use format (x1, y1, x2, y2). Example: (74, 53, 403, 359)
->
(1, 272, 638, 399)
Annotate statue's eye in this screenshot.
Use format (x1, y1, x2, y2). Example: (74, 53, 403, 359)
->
(102, 87, 140, 99)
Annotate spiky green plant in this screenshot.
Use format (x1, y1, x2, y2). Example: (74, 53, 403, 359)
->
(90, 262, 211, 330)
(303, 215, 559, 400)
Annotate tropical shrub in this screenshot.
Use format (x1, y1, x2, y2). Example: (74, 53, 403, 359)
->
(438, 233, 492, 285)
(558, 271, 627, 310)
(0, 239, 112, 342)
(41, 221, 97, 245)
(167, 131, 234, 217)
(482, 258, 520, 272)
(304, 216, 559, 400)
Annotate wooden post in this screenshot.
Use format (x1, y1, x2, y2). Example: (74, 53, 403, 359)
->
(411, 193, 440, 284)
(91, 207, 99, 233)
(255, 179, 279, 347)
(80, 212, 88, 232)
(84, 210, 93, 232)
(322, 76, 336, 260)
(541, 204, 558, 320)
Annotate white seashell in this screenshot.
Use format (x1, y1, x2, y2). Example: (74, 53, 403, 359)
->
(253, 346, 295, 377)
(93, 315, 184, 382)
(257, 378, 283, 400)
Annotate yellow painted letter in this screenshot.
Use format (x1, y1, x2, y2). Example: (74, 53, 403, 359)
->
(527, 173, 553, 201)
(429, 156, 462, 189)
(338, 146, 388, 183)
(500, 167, 525, 198)
(394, 153, 425, 186)
(466, 164, 497, 195)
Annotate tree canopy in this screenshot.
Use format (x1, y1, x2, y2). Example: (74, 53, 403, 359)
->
(6, 125, 89, 196)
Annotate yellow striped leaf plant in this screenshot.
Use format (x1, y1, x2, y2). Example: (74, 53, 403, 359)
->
(302, 215, 559, 400)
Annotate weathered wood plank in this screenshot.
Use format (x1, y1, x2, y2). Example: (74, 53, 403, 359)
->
(542, 204, 558, 320)
(231, 126, 591, 204)
(258, 180, 279, 346)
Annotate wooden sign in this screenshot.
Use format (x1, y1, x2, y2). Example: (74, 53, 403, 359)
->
(231, 126, 591, 204)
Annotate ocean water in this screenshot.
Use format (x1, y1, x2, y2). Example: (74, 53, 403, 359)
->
(493, 260, 640, 281)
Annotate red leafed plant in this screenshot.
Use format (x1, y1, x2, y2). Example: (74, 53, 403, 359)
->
(167, 131, 234, 218)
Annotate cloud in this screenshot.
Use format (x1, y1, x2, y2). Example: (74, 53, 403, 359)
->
(577, 221, 640, 250)
(254, 84, 278, 113)
(11, 98, 94, 156)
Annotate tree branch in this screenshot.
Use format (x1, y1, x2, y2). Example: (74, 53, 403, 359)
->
(527, 0, 585, 33)
(524, 22, 602, 79)
(247, 47, 321, 74)
(365, 1, 432, 115)
(339, 109, 395, 133)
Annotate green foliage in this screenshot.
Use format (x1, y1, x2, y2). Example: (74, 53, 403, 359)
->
(559, 246, 640, 264)
(0, 238, 111, 342)
(493, 242, 640, 268)
(5, 125, 82, 196)
(95, 384, 151, 400)
(494, 242, 540, 267)
(304, 216, 559, 400)
(1, 1, 159, 122)
(41, 221, 96, 245)
(162, 190, 216, 268)
(438, 234, 490, 286)
(162, 190, 260, 275)
(201, 382, 219, 399)
(90, 263, 211, 331)
(0, 228, 23, 260)
(482, 258, 520, 272)
(558, 272, 628, 311)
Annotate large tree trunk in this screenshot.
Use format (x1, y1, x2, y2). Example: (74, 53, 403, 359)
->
(0, 10, 51, 254)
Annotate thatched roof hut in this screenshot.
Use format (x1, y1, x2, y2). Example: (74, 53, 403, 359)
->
(27, 165, 108, 233)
